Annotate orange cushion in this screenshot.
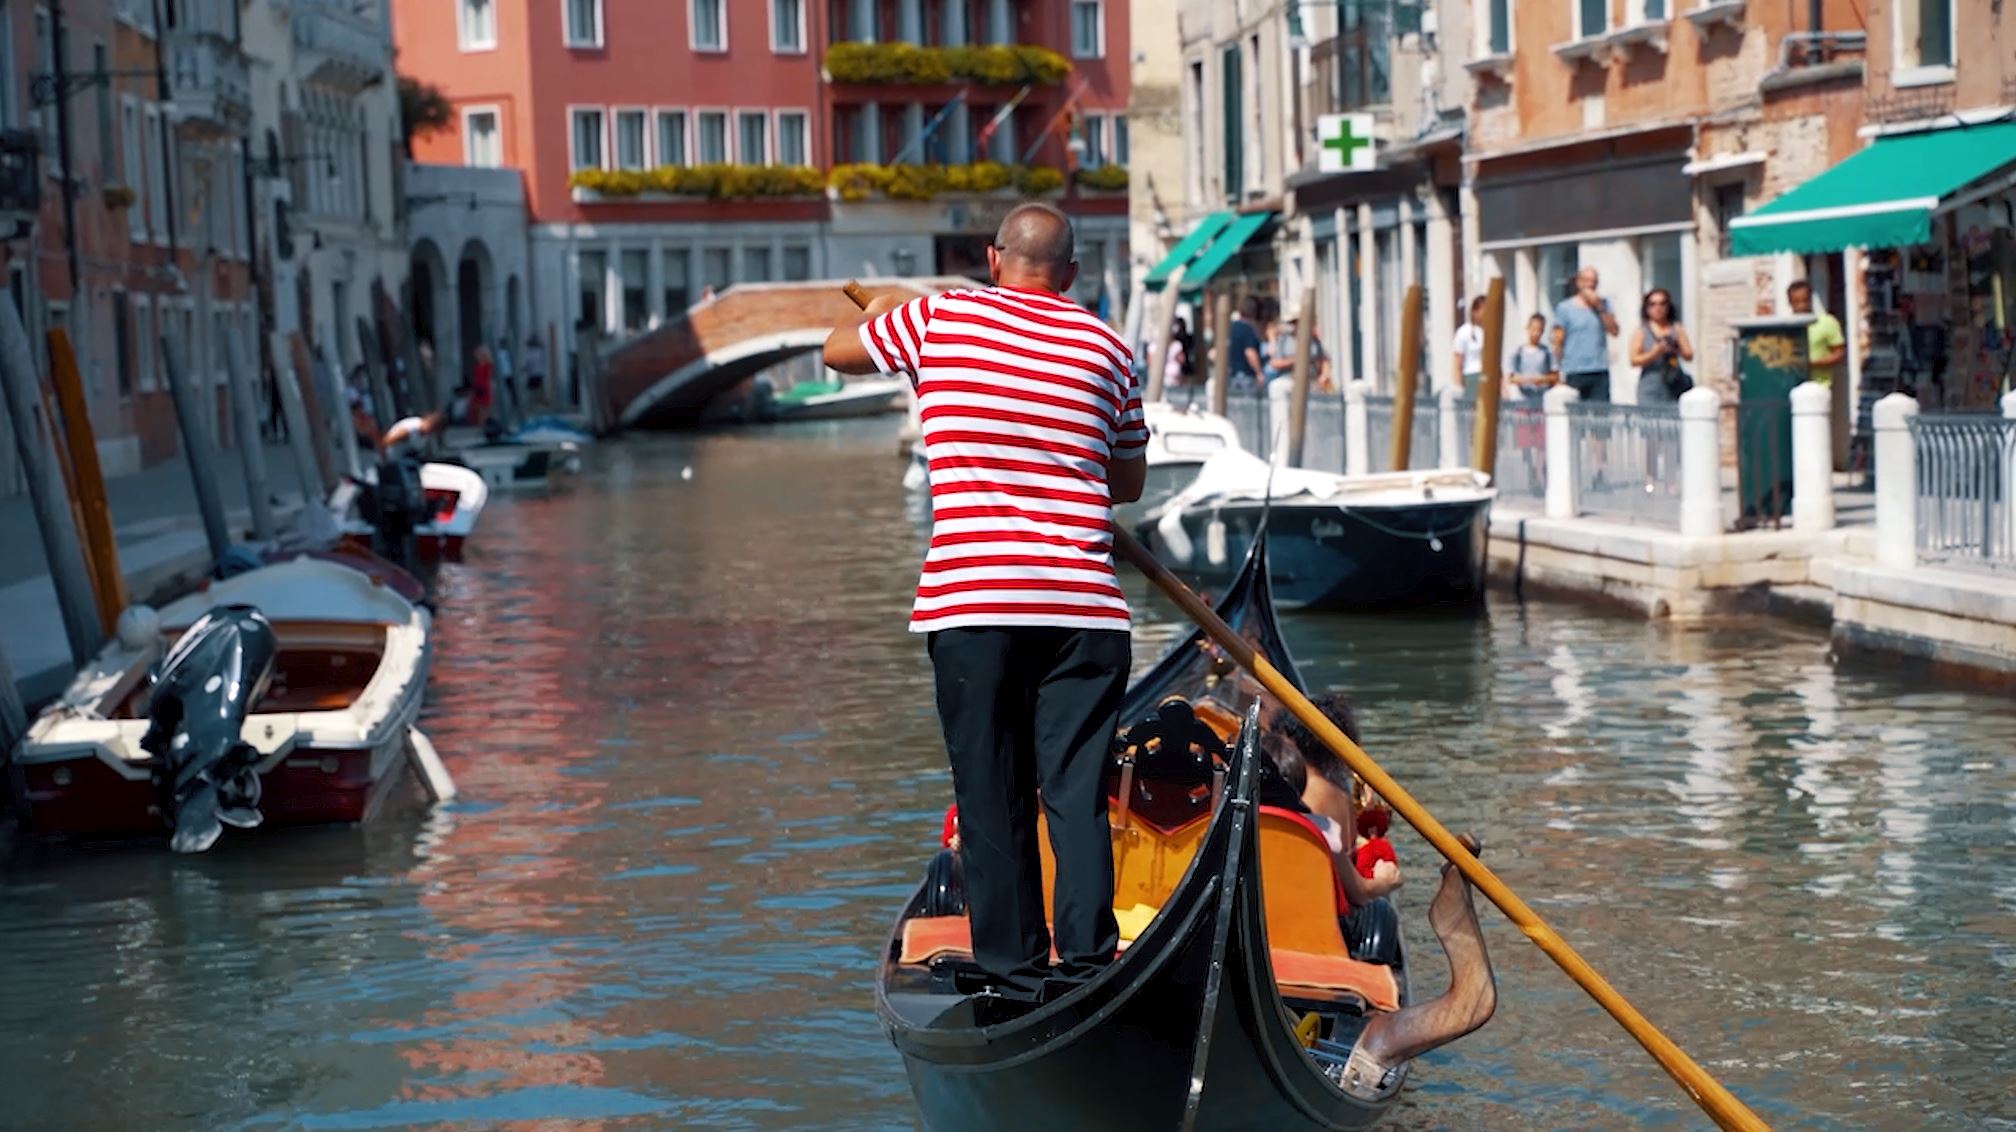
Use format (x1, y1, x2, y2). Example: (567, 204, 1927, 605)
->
(899, 916, 975, 965)
(1271, 948, 1401, 1012)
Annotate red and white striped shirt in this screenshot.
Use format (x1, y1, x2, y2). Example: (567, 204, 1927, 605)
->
(862, 285, 1149, 633)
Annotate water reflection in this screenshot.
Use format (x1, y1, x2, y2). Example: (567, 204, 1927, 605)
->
(3, 420, 2014, 1131)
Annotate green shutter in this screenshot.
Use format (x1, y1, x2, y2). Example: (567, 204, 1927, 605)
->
(1221, 44, 1242, 202)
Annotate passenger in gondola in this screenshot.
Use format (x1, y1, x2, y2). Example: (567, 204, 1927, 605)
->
(1269, 695, 1403, 966)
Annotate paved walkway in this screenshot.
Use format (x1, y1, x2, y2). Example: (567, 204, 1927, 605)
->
(2, 441, 315, 705)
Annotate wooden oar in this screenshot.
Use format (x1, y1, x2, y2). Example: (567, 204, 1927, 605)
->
(838, 279, 1770, 1130)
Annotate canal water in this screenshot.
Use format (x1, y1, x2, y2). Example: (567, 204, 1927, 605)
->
(4, 419, 2014, 1131)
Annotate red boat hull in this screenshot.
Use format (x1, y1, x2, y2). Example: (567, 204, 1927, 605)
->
(10, 742, 409, 841)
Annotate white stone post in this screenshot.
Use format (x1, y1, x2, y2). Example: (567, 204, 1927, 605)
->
(1544, 383, 1580, 519)
(1873, 392, 1919, 569)
(2003, 391, 2016, 562)
(1679, 385, 1724, 537)
(1790, 381, 1835, 532)
(1437, 385, 1460, 468)
(1267, 376, 1292, 467)
(1344, 379, 1370, 476)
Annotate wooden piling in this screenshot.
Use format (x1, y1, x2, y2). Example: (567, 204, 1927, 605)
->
(1286, 289, 1317, 467)
(46, 329, 125, 630)
(284, 333, 338, 493)
(1143, 272, 1185, 404)
(220, 333, 275, 540)
(1472, 276, 1508, 480)
(0, 632, 28, 759)
(355, 317, 397, 434)
(0, 299, 102, 664)
(1208, 290, 1233, 416)
(159, 332, 232, 563)
(1390, 283, 1424, 471)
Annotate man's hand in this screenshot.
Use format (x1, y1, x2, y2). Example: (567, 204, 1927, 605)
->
(824, 292, 909, 375)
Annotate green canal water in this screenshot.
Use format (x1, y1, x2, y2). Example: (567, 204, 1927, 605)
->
(3, 419, 2013, 1130)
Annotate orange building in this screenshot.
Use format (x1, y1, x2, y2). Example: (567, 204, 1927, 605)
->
(394, 0, 1133, 369)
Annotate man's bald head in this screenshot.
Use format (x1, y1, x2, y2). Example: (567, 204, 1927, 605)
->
(990, 203, 1079, 292)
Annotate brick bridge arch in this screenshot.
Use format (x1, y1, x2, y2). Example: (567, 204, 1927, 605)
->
(602, 278, 969, 427)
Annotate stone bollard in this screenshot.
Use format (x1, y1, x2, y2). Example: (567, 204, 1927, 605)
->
(1872, 392, 1919, 569)
(1437, 385, 1461, 468)
(2003, 391, 2016, 561)
(1790, 381, 1835, 533)
(1544, 383, 1580, 519)
(1344, 380, 1371, 476)
(1267, 377, 1293, 467)
(1679, 386, 1724, 538)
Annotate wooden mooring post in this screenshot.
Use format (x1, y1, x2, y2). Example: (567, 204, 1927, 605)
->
(1286, 289, 1317, 466)
(221, 332, 275, 540)
(1390, 283, 1424, 471)
(356, 317, 397, 434)
(0, 299, 101, 664)
(159, 331, 232, 563)
(1208, 290, 1233, 416)
(1472, 276, 1508, 480)
(47, 329, 126, 630)
(0, 633, 27, 759)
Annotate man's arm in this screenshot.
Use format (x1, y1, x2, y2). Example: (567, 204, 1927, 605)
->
(1243, 346, 1263, 376)
(822, 294, 909, 375)
(1598, 299, 1620, 337)
(1816, 323, 1846, 368)
(1108, 456, 1147, 504)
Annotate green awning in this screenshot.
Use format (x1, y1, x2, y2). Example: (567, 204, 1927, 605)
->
(1142, 211, 1234, 291)
(1728, 121, 2016, 257)
(1177, 211, 1275, 295)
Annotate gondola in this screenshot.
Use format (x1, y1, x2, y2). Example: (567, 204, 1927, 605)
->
(875, 536, 1415, 1129)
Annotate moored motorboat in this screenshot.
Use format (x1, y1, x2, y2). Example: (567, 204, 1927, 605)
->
(8, 558, 437, 846)
(757, 375, 907, 421)
(333, 460, 489, 563)
(877, 538, 1428, 1129)
(1139, 449, 1494, 611)
(1117, 401, 1243, 527)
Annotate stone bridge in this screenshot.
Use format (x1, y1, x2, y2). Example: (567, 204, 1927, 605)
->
(603, 278, 969, 427)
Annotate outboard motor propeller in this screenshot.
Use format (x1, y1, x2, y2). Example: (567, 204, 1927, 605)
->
(139, 605, 280, 853)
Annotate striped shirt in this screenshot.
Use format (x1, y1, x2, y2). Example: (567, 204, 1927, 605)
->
(861, 285, 1149, 633)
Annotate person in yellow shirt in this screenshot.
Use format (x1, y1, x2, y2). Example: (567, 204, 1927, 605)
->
(1789, 281, 1845, 385)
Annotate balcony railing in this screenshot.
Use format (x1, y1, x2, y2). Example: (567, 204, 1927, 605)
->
(823, 42, 1070, 86)
(292, 0, 389, 91)
(168, 33, 252, 135)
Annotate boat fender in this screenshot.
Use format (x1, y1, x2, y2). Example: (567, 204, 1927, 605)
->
(117, 605, 161, 650)
(1205, 515, 1228, 568)
(1155, 505, 1194, 566)
(406, 728, 458, 803)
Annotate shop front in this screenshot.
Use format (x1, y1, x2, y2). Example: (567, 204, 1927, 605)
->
(1730, 120, 2016, 416)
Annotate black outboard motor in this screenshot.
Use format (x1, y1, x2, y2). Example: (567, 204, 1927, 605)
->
(139, 605, 280, 853)
(373, 457, 422, 569)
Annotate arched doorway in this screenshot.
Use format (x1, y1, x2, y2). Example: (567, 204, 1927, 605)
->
(409, 239, 453, 380)
(456, 239, 495, 389)
(505, 275, 522, 348)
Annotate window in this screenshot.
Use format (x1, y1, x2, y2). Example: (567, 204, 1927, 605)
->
(134, 296, 155, 392)
(1220, 44, 1241, 200)
(1070, 0, 1103, 58)
(1897, 0, 1954, 72)
(1328, 0, 1393, 110)
(32, 8, 51, 151)
(1081, 114, 1107, 167)
(577, 249, 607, 331)
(144, 105, 168, 241)
(1640, 233, 1683, 322)
(692, 0, 726, 51)
(782, 245, 811, 281)
(464, 107, 502, 167)
(744, 246, 772, 282)
(458, 0, 496, 49)
(697, 111, 728, 163)
(1113, 114, 1128, 165)
(656, 110, 689, 166)
(776, 110, 809, 165)
(1486, 0, 1511, 54)
(663, 248, 691, 315)
(771, 0, 804, 52)
(94, 44, 113, 175)
(1642, 0, 1666, 19)
(703, 246, 733, 290)
(615, 109, 647, 170)
(121, 97, 143, 238)
(565, 0, 603, 47)
(1578, 0, 1608, 38)
(570, 108, 605, 171)
(620, 250, 648, 331)
(1187, 60, 1205, 204)
(1712, 182, 1746, 257)
(737, 111, 769, 164)
(112, 290, 132, 394)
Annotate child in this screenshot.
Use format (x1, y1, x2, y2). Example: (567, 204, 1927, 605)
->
(1506, 314, 1557, 482)
(1353, 800, 1397, 881)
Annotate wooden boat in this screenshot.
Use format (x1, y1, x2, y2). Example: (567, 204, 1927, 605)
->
(332, 460, 489, 563)
(756, 375, 907, 421)
(876, 537, 1416, 1129)
(8, 558, 436, 843)
(1139, 449, 1494, 611)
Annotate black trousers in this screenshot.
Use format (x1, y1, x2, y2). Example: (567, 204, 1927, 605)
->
(928, 626, 1128, 995)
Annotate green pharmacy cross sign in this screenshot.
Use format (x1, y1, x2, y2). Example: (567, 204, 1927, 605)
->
(1317, 113, 1377, 175)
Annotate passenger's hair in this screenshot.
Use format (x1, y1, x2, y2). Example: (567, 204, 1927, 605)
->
(1270, 692, 1360, 792)
(1261, 731, 1308, 795)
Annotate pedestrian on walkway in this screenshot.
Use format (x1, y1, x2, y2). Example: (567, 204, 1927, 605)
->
(1227, 296, 1264, 394)
(1787, 281, 1845, 386)
(1551, 267, 1619, 403)
(524, 331, 548, 410)
(468, 345, 495, 428)
(1630, 288, 1694, 404)
(1450, 296, 1487, 396)
(1506, 314, 1557, 483)
(822, 202, 1149, 1004)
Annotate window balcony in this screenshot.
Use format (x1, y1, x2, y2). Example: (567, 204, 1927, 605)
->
(291, 0, 389, 93)
(1605, 22, 1669, 59)
(167, 31, 253, 138)
(1683, 1, 1746, 33)
(822, 42, 1071, 87)
(1464, 52, 1514, 83)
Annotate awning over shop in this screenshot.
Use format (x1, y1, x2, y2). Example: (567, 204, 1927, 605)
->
(1177, 211, 1275, 294)
(1728, 121, 2016, 256)
(1142, 211, 1234, 291)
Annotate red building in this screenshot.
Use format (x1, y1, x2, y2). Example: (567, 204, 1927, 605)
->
(395, 0, 1131, 366)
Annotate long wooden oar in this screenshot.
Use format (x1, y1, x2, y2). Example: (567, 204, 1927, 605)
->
(839, 280, 1770, 1131)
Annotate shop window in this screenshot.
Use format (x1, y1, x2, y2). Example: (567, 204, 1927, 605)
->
(1896, 0, 1954, 73)
(745, 247, 772, 283)
(577, 250, 607, 331)
(663, 249, 692, 317)
(703, 247, 733, 291)
(782, 246, 812, 281)
(621, 250, 648, 331)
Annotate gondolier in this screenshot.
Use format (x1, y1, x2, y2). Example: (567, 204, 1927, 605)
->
(826, 203, 1148, 1002)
